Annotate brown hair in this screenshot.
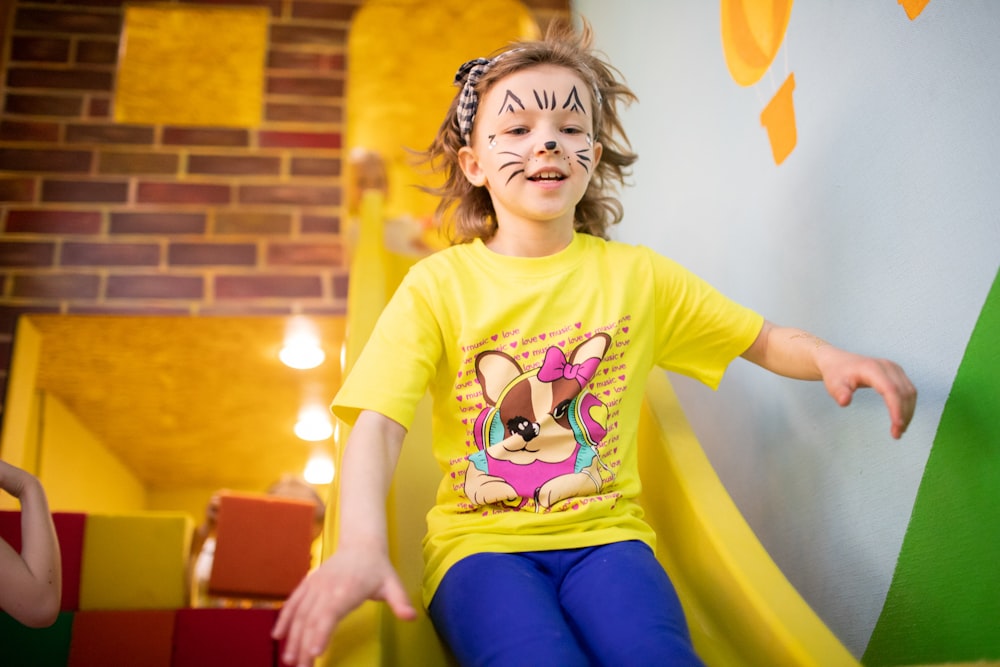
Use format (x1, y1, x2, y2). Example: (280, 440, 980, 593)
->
(421, 19, 638, 243)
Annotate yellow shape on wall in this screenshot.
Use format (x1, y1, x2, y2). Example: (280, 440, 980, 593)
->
(116, 6, 268, 127)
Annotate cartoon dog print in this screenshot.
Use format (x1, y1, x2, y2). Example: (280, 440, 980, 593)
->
(464, 332, 613, 510)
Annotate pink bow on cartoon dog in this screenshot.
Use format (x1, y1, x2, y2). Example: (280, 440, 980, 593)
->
(537, 347, 600, 387)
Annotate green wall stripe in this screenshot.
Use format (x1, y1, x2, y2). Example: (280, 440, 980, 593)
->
(864, 265, 1000, 666)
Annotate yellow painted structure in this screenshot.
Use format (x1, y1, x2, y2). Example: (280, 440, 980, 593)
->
(116, 5, 268, 127)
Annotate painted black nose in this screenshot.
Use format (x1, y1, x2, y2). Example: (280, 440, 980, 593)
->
(544, 141, 557, 150)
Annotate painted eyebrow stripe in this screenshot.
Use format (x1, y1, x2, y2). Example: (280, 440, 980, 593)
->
(563, 86, 587, 114)
(533, 90, 559, 110)
(497, 90, 525, 114)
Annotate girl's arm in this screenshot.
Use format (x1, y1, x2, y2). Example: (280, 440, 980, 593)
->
(0, 460, 62, 628)
(740, 320, 917, 439)
(273, 409, 416, 667)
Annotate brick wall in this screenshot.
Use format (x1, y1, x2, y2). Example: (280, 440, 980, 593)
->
(0, 0, 569, 427)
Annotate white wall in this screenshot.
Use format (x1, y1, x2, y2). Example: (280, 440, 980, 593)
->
(575, 0, 1000, 655)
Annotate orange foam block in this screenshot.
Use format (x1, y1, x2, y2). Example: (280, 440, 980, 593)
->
(208, 492, 315, 599)
(67, 609, 175, 667)
(172, 608, 279, 667)
(79, 512, 191, 610)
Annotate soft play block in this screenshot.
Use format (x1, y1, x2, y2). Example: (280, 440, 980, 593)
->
(172, 608, 279, 667)
(0, 610, 73, 666)
(79, 512, 191, 610)
(67, 609, 175, 667)
(209, 492, 314, 599)
(0, 510, 86, 611)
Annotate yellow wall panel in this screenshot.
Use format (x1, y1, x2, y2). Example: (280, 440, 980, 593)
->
(116, 5, 268, 127)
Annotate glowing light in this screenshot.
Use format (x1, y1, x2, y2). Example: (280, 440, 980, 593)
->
(294, 406, 333, 441)
(304, 452, 335, 485)
(280, 317, 325, 369)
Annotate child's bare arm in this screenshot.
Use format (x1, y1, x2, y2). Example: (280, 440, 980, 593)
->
(273, 410, 416, 667)
(0, 460, 62, 628)
(741, 320, 917, 439)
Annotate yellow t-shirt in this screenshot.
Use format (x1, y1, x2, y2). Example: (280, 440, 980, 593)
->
(332, 233, 763, 607)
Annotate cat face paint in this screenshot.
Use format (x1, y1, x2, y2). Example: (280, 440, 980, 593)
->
(462, 65, 603, 229)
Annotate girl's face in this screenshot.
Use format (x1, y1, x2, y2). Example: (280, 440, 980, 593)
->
(458, 64, 603, 232)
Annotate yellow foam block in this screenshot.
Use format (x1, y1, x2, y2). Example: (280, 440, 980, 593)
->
(79, 512, 192, 610)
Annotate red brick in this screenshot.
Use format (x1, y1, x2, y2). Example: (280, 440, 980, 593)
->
(269, 24, 346, 46)
(0, 241, 55, 267)
(290, 157, 340, 177)
(214, 211, 291, 235)
(0, 120, 60, 142)
(238, 184, 339, 206)
(11, 273, 101, 299)
(266, 242, 342, 266)
(15, 8, 122, 35)
(265, 103, 341, 124)
(110, 212, 205, 235)
(137, 182, 231, 205)
(301, 214, 339, 234)
(4, 93, 83, 117)
(98, 151, 178, 174)
(290, 2, 358, 21)
(75, 40, 118, 65)
(106, 274, 204, 299)
(0, 177, 37, 202)
(162, 127, 249, 147)
(11, 37, 71, 63)
(168, 242, 256, 266)
(268, 51, 345, 72)
(187, 154, 281, 176)
(0, 149, 92, 173)
(332, 272, 348, 298)
(258, 131, 340, 149)
(66, 124, 154, 145)
(267, 75, 343, 98)
(215, 274, 322, 299)
(43, 179, 128, 203)
(7, 67, 114, 92)
(87, 97, 110, 118)
(61, 241, 159, 266)
(6, 210, 102, 234)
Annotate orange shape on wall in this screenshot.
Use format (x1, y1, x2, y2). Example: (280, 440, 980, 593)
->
(899, 0, 932, 20)
(722, 0, 798, 165)
(760, 73, 797, 165)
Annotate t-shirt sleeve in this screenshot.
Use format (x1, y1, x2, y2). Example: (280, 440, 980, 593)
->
(331, 264, 443, 429)
(650, 251, 764, 389)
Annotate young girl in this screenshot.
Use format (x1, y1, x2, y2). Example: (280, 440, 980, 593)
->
(274, 21, 916, 666)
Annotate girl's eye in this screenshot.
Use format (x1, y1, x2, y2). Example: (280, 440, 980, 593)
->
(506, 127, 529, 136)
(562, 127, 583, 135)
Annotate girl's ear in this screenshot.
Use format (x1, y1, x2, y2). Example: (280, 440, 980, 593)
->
(458, 146, 487, 187)
(592, 141, 603, 169)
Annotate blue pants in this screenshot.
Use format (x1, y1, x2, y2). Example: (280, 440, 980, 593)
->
(427, 541, 704, 667)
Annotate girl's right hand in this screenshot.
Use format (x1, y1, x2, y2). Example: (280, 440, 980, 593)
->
(272, 545, 416, 667)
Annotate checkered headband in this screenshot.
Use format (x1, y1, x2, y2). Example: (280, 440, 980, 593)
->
(454, 57, 492, 146)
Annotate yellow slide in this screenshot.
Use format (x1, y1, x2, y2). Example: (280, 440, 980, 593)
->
(322, 191, 858, 667)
